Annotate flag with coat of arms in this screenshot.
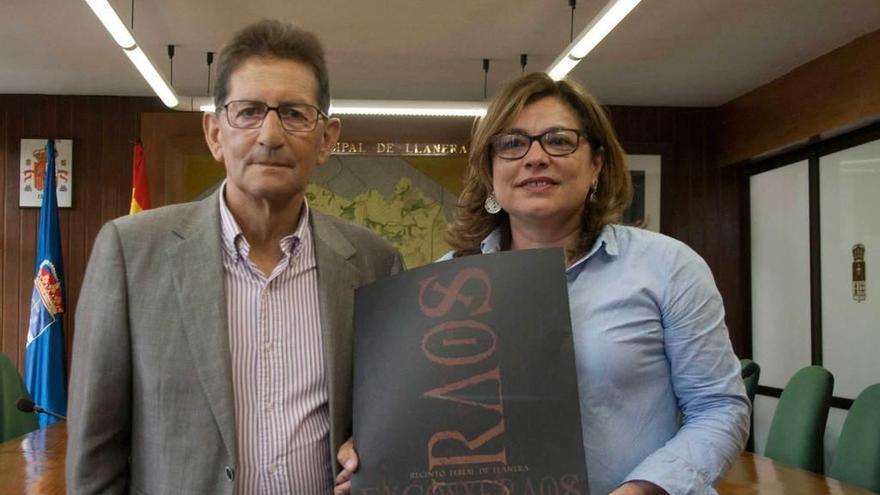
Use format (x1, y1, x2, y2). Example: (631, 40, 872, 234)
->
(25, 138, 68, 428)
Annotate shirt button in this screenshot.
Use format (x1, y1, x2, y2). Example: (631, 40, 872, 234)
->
(225, 466, 235, 481)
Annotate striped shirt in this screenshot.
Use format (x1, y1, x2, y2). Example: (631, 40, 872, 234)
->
(219, 185, 332, 494)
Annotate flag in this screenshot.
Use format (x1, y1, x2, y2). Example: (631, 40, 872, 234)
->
(25, 138, 67, 428)
(130, 141, 150, 213)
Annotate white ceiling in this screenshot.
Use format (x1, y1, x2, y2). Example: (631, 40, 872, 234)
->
(1, 0, 879, 107)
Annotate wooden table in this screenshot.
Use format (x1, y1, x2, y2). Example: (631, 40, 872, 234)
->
(0, 423, 66, 495)
(0, 424, 875, 494)
(717, 451, 876, 495)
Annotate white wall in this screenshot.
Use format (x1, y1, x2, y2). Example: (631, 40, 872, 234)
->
(752, 394, 777, 455)
(750, 161, 812, 389)
(819, 139, 880, 400)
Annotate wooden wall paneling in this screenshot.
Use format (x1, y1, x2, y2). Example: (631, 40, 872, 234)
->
(2, 96, 24, 367)
(661, 113, 687, 241)
(698, 112, 718, 267)
(719, 164, 745, 354)
(700, 110, 719, 268)
(64, 98, 82, 374)
(717, 29, 880, 167)
(606, 105, 746, 356)
(82, 96, 105, 284)
(73, 96, 96, 374)
(117, 99, 139, 220)
(0, 94, 165, 373)
(17, 96, 43, 371)
(0, 96, 6, 360)
(0, 96, 11, 364)
(141, 112, 207, 208)
(680, 117, 701, 247)
(52, 97, 68, 372)
(100, 98, 119, 224)
(55, 97, 74, 375)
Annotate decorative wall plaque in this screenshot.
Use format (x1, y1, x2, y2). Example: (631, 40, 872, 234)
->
(20, 139, 73, 208)
(853, 243, 866, 302)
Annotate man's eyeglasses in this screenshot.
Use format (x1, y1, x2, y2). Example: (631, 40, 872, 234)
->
(490, 128, 586, 160)
(220, 100, 328, 133)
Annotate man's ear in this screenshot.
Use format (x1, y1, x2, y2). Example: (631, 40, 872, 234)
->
(203, 111, 225, 162)
(316, 117, 341, 165)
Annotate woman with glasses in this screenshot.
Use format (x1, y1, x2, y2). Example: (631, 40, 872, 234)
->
(443, 73, 750, 495)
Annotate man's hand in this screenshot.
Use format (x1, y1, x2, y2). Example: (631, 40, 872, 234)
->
(610, 480, 668, 495)
(334, 438, 359, 495)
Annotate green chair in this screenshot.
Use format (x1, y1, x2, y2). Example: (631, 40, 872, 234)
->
(741, 358, 761, 405)
(763, 365, 833, 473)
(828, 383, 880, 492)
(740, 358, 761, 452)
(0, 352, 39, 442)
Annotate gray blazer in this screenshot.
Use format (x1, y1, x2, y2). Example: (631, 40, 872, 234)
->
(66, 192, 402, 494)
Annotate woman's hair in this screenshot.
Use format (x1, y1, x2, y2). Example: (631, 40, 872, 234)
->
(447, 72, 632, 257)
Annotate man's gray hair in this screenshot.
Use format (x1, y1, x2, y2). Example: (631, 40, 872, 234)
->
(212, 19, 330, 112)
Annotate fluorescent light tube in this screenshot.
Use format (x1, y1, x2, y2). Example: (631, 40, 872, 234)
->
(546, 0, 641, 80)
(547, 57, 581, 82)
(197, 100, 486, 117)
(199, 100, 486, 116)
(83, 0, 136, 48)
(328, 100, 486, 117)
(123, 46, 179, 108)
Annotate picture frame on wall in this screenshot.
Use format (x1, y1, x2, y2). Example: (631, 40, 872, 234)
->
(625, 154, 662, 232)
(19, 138, 73, 208)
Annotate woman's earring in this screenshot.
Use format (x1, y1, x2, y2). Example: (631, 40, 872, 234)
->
(589, 181, 598, 202)
(484, 193, 502, 214)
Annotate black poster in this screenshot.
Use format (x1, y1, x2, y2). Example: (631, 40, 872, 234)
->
(352, 248, 588, 495)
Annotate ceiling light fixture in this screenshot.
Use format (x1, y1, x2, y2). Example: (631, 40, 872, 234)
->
(82, 0, 178, 107)
(206, 52, 214, 95)
(124, 46, 179, 108)
(546, 0, 642, 81)
(329, 100, 487, 117)
(196, 100, 486, 117)
(482, 59, 491, 99)
(83, 0, 135, 48)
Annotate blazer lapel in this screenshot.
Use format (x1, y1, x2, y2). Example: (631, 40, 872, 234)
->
(311, 212, 361, 452)
(166, 192, 237, 462)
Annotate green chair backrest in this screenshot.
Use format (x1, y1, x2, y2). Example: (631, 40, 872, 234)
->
(741, 358, 761, 405)
(0, 352, 39, 442)
(763, 365, 833, 473)
(828, 383, 880, 492)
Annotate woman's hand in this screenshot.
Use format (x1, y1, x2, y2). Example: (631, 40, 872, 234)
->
(334, 438, 359, 495)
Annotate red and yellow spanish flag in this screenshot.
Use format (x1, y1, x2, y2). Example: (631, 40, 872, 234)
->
(130, 141, 151, 214)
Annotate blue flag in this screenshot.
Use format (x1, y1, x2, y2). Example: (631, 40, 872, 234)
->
(25, 138, 68, 428)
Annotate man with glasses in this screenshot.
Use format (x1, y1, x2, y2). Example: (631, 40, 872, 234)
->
(67, 20, 401, 495)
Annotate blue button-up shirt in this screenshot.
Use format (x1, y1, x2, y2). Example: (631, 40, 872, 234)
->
(443, 224, 749, 494)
